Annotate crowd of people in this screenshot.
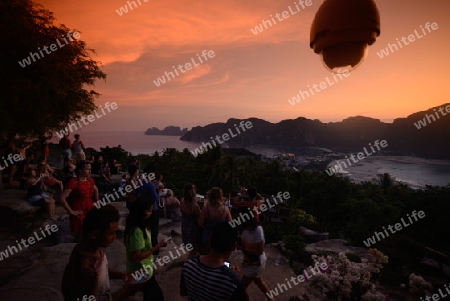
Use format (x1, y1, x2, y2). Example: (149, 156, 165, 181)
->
(57, 160, 272, 300)
(2, 136, 272, 300)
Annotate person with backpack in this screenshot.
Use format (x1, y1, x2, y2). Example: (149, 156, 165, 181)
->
(60, 161, 99, 238)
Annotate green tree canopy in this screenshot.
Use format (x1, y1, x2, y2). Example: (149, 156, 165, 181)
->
(0, 0, 106, 140)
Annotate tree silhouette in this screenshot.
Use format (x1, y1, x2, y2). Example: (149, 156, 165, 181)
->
(0, 0, 106, 139)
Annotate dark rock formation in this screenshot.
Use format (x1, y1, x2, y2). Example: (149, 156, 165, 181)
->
(180, 104, 450, 159)
(144, 126, 188, 136)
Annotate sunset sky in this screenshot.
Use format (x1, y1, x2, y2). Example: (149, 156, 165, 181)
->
(39, 0, 450, 131)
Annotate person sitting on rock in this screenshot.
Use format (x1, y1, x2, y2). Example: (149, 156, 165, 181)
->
(26, 169, 58, 221)
(36, 156, 63, 192)
(100, 161, 112, 182)
(92, 155, 104, 175)
(62, 158, 76, 187)
(111, 159, 122, 174)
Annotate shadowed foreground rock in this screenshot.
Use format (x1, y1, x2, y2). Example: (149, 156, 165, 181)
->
(0, 232, 306, 301)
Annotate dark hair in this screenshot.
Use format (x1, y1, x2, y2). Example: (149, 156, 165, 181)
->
(248, 186, 257, 200)
(82, 205, 119, 237)
(210, 221, 238, 253)
(124, 198, 154, 243)
(208, 187, 223, 207)
(26, 168, 36, 178)
(184, 183, 196, 204)
(75, 161, 90, 176)
(128, 164, 139, 177)
(74, 134, 80, 139)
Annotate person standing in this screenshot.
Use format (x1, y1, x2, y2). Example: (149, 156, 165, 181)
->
(125, 165, 140, 211)
(41, 138, 50, 161)
(239, 216, 272, 300)
(149, 172, 163, 258)
(59, 134, 72, 161)
(164, 189, 181, 232)
(125, 198, 167, 301)
(199, 187, 232, 254)
(180, 221, 248, 301)
(72, 134, 86, 163)
(60, 161, 99, 238)
(180, 183, 201, 257)
(126, 165, 162, 262)
(61, 205, 131, 301)
(246, 186, 264, 222)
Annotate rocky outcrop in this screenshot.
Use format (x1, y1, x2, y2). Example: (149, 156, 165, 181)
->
(180, 104, 450, 159)
(144, 126, 188, 136)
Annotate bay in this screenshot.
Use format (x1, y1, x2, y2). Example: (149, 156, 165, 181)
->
(328, 156, 450, 189)
(50, 131, 200, 155)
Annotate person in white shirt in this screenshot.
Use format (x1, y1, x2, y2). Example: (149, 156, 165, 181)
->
(239, 215, 273, 300)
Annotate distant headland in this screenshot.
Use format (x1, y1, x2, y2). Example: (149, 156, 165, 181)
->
(179, 103, 450, 159)
(144, 126, 188, 136)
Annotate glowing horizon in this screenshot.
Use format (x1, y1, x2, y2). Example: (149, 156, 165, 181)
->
(38, 0, 450, 131)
